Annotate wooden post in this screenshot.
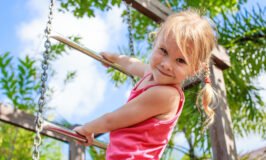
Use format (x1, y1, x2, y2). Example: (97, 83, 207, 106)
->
(69, 140, 85, 160)
(209, 50, 238, 160)
(124, 1, 238, 159)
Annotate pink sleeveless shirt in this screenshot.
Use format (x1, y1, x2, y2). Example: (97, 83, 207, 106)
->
(106, 73, 185, 160)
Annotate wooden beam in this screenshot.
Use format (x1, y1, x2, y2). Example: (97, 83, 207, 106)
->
(124, 0, 173, 23)
(0, 103, 71, 142)
(0, 104, 106, 146)
(0, 103, 89, 160)
(211, 46, 231, 70)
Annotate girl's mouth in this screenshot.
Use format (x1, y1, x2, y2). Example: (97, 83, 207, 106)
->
(157, 68, 172, 77)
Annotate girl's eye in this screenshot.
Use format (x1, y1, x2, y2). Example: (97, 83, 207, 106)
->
(176, 58, 186, 64)
(160, 48, 168, 55)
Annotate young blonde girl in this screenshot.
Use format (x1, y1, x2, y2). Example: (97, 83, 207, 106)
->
(74, 9, 217, 160)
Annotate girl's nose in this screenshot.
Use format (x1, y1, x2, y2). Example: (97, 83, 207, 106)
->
(160, 60, 172, 71)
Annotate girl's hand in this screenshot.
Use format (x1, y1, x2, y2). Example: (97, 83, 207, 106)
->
(99, 52, 118, 67)
(73, 126, 94, 146)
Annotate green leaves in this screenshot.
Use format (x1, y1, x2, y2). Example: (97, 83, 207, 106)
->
(107, 67, 128, 86)
(87, 146, 106, 160)
(0, 52, 38, 112)
(159, 0, 248, 17)
(58, 0, 122, 18)
(0, 122, 65, 160)
(214, 6, 266, 137)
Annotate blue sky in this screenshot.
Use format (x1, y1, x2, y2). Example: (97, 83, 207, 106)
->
(0, 0, 265, 159)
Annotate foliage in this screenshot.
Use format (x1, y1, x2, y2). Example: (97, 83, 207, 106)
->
(0, 122, 64, 160)
(159, 0, 248, 17)
(58, 0, 123, 17)
(58, 0, 248, 45)
(215, 6, 266, 137)
(0, 40, 80, 158)
(87, 146, 106, 160)
(0, 52, 38, 113)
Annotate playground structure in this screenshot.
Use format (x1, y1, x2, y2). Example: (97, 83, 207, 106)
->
(0, 0, 239, 159)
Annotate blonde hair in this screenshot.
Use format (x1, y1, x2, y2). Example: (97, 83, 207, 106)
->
(154, 9, 217, 128)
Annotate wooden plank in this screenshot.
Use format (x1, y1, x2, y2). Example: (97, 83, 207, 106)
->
(209, 65, 238, 160)
(43, 120, 107, 149)
(50, 34, 133, 78)
(0, 103, 71, 142)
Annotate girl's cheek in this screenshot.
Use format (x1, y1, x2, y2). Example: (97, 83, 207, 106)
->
(152, 53, 162, 63)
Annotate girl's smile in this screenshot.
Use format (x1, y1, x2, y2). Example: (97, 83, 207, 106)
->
(156, 66, 174, 78)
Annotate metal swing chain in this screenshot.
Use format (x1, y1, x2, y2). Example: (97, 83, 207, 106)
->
(123, 1, 137, 84)
(32, 0, 54, 159)
(125, 1, 135, 56)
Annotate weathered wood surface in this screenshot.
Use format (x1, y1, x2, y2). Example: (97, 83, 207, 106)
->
(0, 104, 70, 142)
(124, 0, 173, 23)
(69, 141, 85, 160)
(0, 103, 86, 160)
(209, 65, 238, 160)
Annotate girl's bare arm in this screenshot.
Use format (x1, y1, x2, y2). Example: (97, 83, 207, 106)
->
(78, 86, 180, 134)
(100, 52, 148, 78)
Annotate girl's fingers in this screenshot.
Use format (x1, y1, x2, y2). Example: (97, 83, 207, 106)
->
(73, 126, 95, 146)
(85, 133, 94, 145)
(99, 52, 111, 67)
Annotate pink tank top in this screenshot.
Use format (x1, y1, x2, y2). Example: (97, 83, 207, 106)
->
(106, 73, 185, 160)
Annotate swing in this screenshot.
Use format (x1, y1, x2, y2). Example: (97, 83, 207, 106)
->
(32, 0, 135, 159)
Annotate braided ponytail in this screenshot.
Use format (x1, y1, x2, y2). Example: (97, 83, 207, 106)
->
(196, 63, 216, 129)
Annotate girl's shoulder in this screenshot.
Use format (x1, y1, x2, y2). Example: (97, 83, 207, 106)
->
(144, 86, 182, 119)
(144, 85, 181, 108)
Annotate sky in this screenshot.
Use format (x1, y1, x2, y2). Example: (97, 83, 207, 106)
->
(0, 0, 265, 159)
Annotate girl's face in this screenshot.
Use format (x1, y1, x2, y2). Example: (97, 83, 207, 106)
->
(150, 34, 193, 86)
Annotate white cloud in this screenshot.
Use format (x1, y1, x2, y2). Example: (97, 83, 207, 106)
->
(236, 133, 266, 154)
(17, 0, 126, 123)
(49, 52, 107, 122)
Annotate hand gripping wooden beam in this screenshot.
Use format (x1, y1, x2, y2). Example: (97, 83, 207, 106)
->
(43, 120, 107, 149)
(50, 33, 133, 78)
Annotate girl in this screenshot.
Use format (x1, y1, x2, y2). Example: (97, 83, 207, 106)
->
(74, 9, 217, 159)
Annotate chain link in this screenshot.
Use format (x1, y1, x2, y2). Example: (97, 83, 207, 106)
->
(32, 0, 54, 159)
(123, 1, 137, 84)
(124, 1, 134, 56)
